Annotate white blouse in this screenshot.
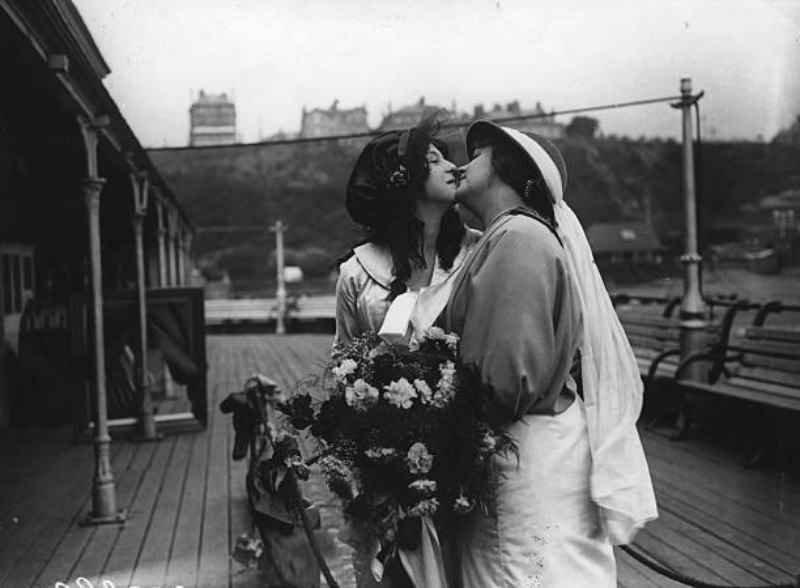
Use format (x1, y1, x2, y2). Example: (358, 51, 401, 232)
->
(334, 228, 482, 347)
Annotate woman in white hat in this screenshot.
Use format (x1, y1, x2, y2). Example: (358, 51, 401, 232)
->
(443, 121, 658, 587)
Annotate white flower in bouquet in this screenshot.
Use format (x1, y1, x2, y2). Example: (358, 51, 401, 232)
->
(413, 379, 433, 404)
(406, 442, 434, 475)
(408, 479, 437, 498)
(319, 454, 352, 478)
(332, 358, 358, 384)
(384, 378, 417, 410)
(444, 332, 460, 353)
(431, 361, 457, 408)
(424, 326, 447, 341)
(367, 340, 391, 359)
(407, 497, 440, 518)
(345, 378, 380, 413)
(319, 454, 357, 500)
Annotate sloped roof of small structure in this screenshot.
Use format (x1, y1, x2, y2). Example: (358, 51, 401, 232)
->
(759, 188, 800, 210)
(1, 0, 193, 230)
(587, 221, 663, 253)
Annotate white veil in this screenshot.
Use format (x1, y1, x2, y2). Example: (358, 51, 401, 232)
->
(554, 200, 659, 544)
(501, 126, 658, 544)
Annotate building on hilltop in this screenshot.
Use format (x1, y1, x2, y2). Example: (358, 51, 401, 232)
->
(379, 97, 453, 130)
(189, 90, 237, 146)
(300, 100, 369, 138)
(474, 100, 565, 139)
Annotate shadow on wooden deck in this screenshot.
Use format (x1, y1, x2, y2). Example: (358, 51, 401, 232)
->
(0, 334, 798, 587)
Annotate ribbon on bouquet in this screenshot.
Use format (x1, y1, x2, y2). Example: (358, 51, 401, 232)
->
(378, 281, 455, 347)
(370, 516, 449, 588)
(378, 291, 418, 344)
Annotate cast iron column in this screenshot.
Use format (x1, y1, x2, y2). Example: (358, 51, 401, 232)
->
(77, 115, 125, 525)
(673, 78, 706, 379)
(156, 200, 168, 287)
(80, 177, 126, 524)
(130, 172, 158, 441)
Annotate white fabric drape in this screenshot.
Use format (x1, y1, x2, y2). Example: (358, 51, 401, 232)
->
(376, 290, 451, 588)
(554, 200, 658, 545)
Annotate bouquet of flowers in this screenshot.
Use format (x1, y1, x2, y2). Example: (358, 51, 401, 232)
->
(278, 327, 516, 562)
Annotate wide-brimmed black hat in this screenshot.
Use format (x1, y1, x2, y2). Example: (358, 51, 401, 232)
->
(346, 120, 447, 226)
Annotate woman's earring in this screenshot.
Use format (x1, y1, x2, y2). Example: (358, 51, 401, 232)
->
(524, 179, 536, 202)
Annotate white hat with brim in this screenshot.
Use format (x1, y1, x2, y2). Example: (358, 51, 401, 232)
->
(465, 120, 567, 205)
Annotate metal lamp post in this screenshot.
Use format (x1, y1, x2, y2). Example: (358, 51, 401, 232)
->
(672, 78, 707, 380)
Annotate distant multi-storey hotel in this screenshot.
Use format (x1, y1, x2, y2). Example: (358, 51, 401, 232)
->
(300, 100, 369, 138)
(379, 97, 452, 130)
(188, 93, 564, 145)
(379, 97, 564, 138)
(189, 91, 237, 146)
(473, 100, 564, 139)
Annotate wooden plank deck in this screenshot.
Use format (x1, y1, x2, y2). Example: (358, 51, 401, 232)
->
(0, 334, 798, 587)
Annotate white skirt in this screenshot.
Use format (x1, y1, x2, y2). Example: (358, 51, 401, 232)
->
(458, 398, 616, 588)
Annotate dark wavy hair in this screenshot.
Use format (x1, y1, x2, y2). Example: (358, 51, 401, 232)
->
(342, 116, 466, 300)
(471, 132, 555, 227)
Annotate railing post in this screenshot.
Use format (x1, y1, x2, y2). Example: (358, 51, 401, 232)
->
(270, 220, 287, 335)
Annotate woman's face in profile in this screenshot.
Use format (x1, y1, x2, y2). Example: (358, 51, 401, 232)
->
(455, 144, 493, 206)
(422, 144, 458, 204)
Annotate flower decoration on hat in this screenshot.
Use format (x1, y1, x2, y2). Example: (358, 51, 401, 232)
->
(385, 163, 410, 190)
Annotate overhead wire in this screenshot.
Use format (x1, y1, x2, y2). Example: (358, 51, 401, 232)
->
(153, 94, 686, 152)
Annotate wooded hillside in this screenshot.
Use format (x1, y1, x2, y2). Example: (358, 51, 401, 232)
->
(149, 135, 800, 293)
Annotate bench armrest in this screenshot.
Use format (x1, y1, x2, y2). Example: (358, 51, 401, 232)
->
(673, 350, 742, 385)
(646, 348, 682, 380)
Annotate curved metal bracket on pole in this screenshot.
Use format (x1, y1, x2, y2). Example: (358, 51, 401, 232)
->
(77, 114, 109, 179)
(129, 170, 150, 215)
(670, 90, 705, 110)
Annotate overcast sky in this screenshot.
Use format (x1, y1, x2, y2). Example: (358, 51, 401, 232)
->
(73, 0, 800, 148)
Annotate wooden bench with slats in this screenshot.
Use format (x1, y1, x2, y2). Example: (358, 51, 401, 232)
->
(676, 326, 800, 408)
(614, 296, 748, 386)
(671, 325, 800, 440)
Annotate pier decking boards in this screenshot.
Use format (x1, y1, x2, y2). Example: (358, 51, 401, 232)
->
(1, 335, 797, 587)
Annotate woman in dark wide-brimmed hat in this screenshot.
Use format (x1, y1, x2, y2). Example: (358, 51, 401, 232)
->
(335, 117, 480, 588)
(336, 117, 480, 348)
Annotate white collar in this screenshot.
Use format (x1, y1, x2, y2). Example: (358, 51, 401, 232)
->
(352, 228, 481, 290)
